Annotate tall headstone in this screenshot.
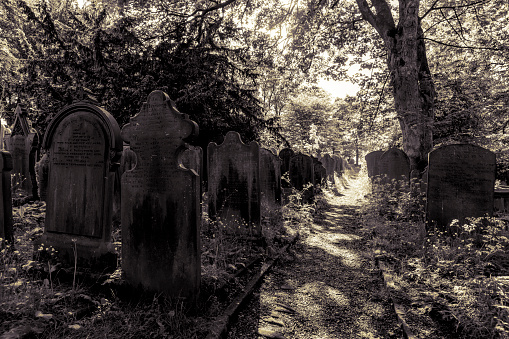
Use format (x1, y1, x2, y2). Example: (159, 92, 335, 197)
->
(121, 91, 200, 299)
(289, 153, 314, 203)
(121, 91, 200, 298)
(379, 148, 410, 183)
(426, 144, 496, 231)
(37, 98, 122, 269)
(365, 151, 384, 178)
(332, 155, 343, 179)
(0, 151, 13, 243)
(208, 131, 261, 236)
(4, 103, 39, 198)
(313, 158, 326, 186)
(260, 148, 282, 206)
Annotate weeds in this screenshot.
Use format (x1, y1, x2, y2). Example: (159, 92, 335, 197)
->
(364, 174, 509, 338)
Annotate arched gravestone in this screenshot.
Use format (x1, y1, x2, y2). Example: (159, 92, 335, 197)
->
(0, 151, 13, 243)
(4, 103, 39, 199)
(37, 99, 122, 269)
(332, 155, 343, 178)
(121, 91, 200, 299)
(365, 151, 384, 178)
(289, 153, 314, 203)
(312, 157, 326, 186)
(426, 144, 496, 231)
(379, 148, 410, 183)
(208, 131, 261, 236)
(260, 148, 282, 206)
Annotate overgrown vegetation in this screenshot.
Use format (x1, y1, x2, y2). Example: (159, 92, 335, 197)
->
(0, 186, 319, 338)
(362, 171, 509, 338)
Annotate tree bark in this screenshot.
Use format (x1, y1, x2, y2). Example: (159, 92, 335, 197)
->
(356, 0, 435, 175)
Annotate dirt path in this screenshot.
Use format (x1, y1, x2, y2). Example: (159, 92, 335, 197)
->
(227, 176, 403, 339)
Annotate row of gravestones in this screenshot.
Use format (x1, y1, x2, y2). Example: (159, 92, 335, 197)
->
(365, 145, 497, 231)
(0, 90, 352, 302)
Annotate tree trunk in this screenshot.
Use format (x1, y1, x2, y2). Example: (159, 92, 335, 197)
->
(356, 0, 435, 175)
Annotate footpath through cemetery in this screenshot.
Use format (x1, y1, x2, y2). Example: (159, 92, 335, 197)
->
(1, 91, 509, 339)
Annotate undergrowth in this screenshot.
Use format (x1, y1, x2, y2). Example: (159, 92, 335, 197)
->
(362, 173, 509, 339)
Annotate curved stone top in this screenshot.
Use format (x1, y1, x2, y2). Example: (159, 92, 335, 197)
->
(42, 100, 122, 153)
(208, 131, 258, 149)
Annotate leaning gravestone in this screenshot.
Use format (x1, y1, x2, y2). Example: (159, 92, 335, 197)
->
(260, 148, 282, 206)
(289, 153, 314, 203)
(208, 131, 261, 236)
(365, 151, 384, 178)
(121, 91, 200, 300)
(426, 144, 496, 231)
(379, 148, 410, 183)
(0, 151, 13, 243)
(37, 97, 122, 270)
(4, 103, 39, 198)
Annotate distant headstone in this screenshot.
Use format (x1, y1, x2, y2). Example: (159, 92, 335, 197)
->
(313, 158, 326, 186)
(319, 154, 335, 186)
(379, 148, 410, 183)
(279, 148, 294, 188)
(426, 144, 496, 230)
(260, 148, 282, 206)
(0, 151, 13, 243)
(121, 91, 200, 299)
(289, 153, 314, 203)
(37, 99, 122, 270)
(4, 103, 39, 198)
(332, 155, 343, 179)
(208, 131, 261, 235)
(365, 151, 384, 178)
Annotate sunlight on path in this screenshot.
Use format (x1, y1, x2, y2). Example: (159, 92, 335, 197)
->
(247, 171, 401, 339)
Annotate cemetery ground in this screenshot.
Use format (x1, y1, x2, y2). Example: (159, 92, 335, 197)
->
(2, 171, 509, 338)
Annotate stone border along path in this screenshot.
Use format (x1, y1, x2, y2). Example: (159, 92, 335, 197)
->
(226, 173, 405, 339)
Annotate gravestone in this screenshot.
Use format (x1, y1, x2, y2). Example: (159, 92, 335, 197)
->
(4, 103, 39, 198)
(289, 153, 314, 203)
(319, 154, 336, 186)
(279, 148, 294, 188)
(379, 148, 410, 183)
(182, 145, 204, 192)
(260, 148, 282, 206)
(0, 151, 13, 243)
(332, 155, 343, 179)
(313, 158, 326, 186)
(426, 144, 496, 231)
(365, 151, 384, 178)
(37, 98, 122, 270)
(208, 131, 261, 236)
(121, 91, 200, 300)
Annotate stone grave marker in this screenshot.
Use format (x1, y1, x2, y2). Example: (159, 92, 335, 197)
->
(279, 148, 294, 188)
(332, 155, 343, 179)
(426, 144, 496, 230)
(260, 148, 282, 207)
(379, 148, 410, 183)
(319, 154, 336, 186)
(313, 158, 326, 186)
(365, 151, 384, 178)
(0, 151, 13, 243)
(289, 153, 314, 203)
(121, 90, 200, 300)
(4, 103, 39, 198)
(37, 98, 122, 270)
(208, 131, 261, 236)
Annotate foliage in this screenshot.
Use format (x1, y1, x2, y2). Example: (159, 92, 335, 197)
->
(364, 174, 509, 338)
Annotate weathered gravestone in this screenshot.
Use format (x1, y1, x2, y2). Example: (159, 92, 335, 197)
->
(0, 151, 13, 243)
(37, 98, 122, 270)
(365, 151, 384, 178)
(426, 144, 496, 231)
(313, 158, 326, 186)
(279, 148, 294, 188)
(319, 154, 336, 186)
(260, 148, 282, 206)
(4, 103, 39, 198)
(289, 153, 314, 203)
(121, 91, 200, 299)
(379, 148, 410, 183)
(208, 131, 261, 236)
